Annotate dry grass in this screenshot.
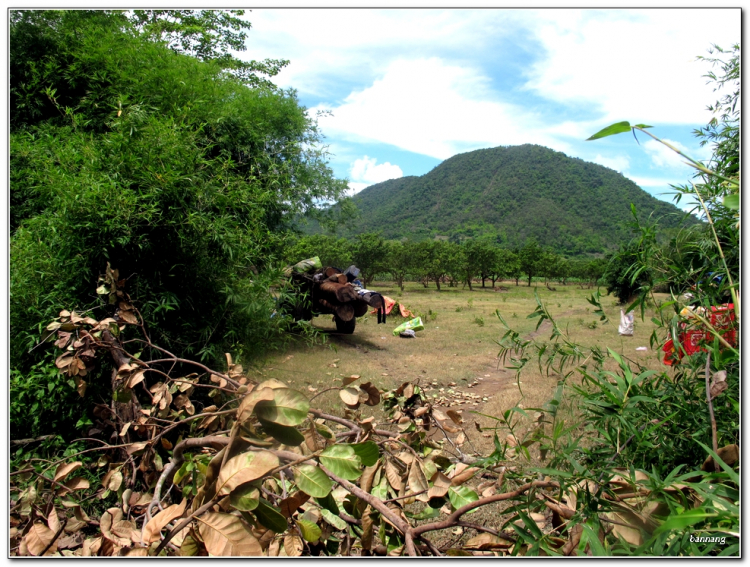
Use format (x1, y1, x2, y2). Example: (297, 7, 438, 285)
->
(254, 280, 668, 454)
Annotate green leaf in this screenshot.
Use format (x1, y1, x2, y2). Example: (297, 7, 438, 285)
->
(259, 418, 304, 446)
(723, 194, 739, 210)
(113, 388, 132, 403)
(347, 441, 380, 467)
(229, 483, 260, 511)
(320, 507, 348, 531)
(315, 493, 339, 515)
(586, 121, 632, 141)
(252, 499, 288, 533)
(654, 508, 716, 535)
(297, 518, 322, 543)
(320, 445, 362, 481)
(371, 477, 388, 501)
(254, 388, 310, 427)
(633, 124, 653, 129)
(530, 467, 573, 478)
(448, 485, 479, 511)
(294, 465, 332, 498)
(406, 506, 440, 520)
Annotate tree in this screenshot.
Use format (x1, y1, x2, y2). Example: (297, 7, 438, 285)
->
(351, 233, 387, 288)
(287, 234, 352, 270)
(10, 10, 347, 374)
(464, 239, 498, 289)
(518, 240, 542, 287)
(387, 240, 414, 292)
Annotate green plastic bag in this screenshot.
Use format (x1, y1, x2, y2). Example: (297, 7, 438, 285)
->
(392, 317, 424, 336)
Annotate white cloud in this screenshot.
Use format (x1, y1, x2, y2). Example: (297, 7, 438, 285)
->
(349, 156, 403, 184)
(591, 154, 630, 173)
(524, 9, 740, 125)
(627, 175, 687, 189)
(241, 10, 512, 96)
(642, 139, 695, 169)
(314, 57, 570, 160)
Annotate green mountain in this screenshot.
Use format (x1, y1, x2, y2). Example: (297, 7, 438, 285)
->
(339, 144, 695, 255)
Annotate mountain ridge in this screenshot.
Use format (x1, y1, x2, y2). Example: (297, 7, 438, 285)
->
(337, 144, 695, 255)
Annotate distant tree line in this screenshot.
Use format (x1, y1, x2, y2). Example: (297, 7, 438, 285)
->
(287, 234, 608, 291)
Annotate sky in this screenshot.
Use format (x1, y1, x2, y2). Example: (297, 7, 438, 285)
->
(237, 7, 740, 206)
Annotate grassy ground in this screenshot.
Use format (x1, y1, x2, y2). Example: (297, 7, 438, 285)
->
(257, 279, 667, 454)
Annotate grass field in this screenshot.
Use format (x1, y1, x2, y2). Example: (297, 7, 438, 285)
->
(257, 280, 668, 455)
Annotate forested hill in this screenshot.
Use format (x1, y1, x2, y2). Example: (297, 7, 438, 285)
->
(342, 144, 695, 255)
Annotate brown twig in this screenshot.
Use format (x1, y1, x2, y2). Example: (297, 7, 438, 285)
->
(455, 521, 517, 543)
(318, 465, 414, 555)
(412, 480, 558, 537)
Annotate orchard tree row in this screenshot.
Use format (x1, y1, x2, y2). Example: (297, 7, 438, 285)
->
(288, 235, 608, 291)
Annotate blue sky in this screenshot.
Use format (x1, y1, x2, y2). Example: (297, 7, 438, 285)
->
(238, 8, 740, 208)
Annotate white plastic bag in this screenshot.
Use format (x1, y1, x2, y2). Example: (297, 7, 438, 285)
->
(618, 309, 634, 336)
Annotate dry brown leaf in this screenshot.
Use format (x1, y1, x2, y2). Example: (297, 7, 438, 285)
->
(283, 532, 304, 557)
(268, 535, 282, 556)
(279, 491, 310, 518)
(446, 409, 463, 425)
(442, 423, 459, 434)
(360, 382, 381, 406)
(360, 463, 380, 494)
(119, 310, 139, 325)
(142, 499, 188, 544)
(464, 533, 511, 550)
(53, 462, 83, 483)
(339, 387, 360, 408)
(342, 374, 361, 386)
(100, 508, 133, 548)
(25, 521, 58, 556)
(456, 432, 466, 445)
(408, 460, 429, 502)
(47, 508, 61, 534)
(237, 387, 275, 424)
(256, 379, 287, 390)
(197, 512, 262, 556)
(709, 370, 728, 400)
(385, 459, 404, 492)
(215, 450, 279, 497)
(432, 408, 448, 421)
(120, 547, 149, 556)
(451, 467, 479, 487)
(56, 477, 90, 496)
(361, 506, 373, 551)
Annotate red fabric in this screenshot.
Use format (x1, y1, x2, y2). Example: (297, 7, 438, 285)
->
(370, 295, 396, 316)
(398, 304, 415, 319)
(662, 303, 736, 365)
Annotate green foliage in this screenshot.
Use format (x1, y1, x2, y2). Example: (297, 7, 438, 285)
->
(10, 10, 347, 438)
(602, 236, 654, 305)
(350, 232, 387, 288)
(329, 144, 694, 255)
